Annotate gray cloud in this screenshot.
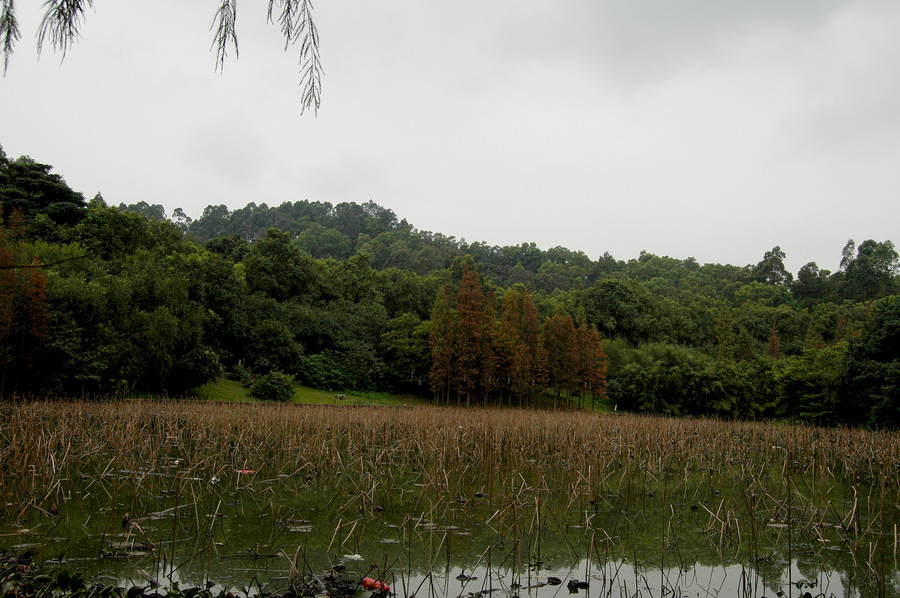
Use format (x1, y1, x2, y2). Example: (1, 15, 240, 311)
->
(185, 113, 270, 187)
(1, 1, 898, 274)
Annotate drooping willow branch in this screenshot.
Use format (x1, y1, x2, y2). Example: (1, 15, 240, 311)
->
(0, 0, 21, 74)
(2, 1, 323, 114)
(35, 0, 93, 62)
(211, 0, 239, 73)
(267, 0, 323, 115)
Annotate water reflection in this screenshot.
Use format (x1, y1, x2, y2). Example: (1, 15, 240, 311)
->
(5, 494, 877, 598)
(78, 558, 859, 598)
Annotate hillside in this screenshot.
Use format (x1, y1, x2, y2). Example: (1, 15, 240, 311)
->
(2, 148, 899, 425)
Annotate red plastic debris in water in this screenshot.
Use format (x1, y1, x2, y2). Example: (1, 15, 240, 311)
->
(234, 469, 256, 475)
(362, 577, 390, 592)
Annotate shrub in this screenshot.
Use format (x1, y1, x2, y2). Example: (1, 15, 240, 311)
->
(250, 371, 295, 402)
(231, 363, 253, 386)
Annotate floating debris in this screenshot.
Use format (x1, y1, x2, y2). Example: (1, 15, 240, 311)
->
(362, 577, 390, 592)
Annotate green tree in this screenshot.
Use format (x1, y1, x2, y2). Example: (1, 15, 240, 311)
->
(376, 268, 437, 320)
(119, 201, 166, 221)
(840, 295, 900, 427)
(243, 228, 323, 302)
(776, 343, 846, 424)
(170, 249, 247, 371)
(0, 155, 86, 229)
(72, 198, 182, 262)
(792, 262, 832, 306)
(205, 233, 250, 263)
(714, 306, 736, 361)
(429, 285, 455, 404)
(296, 223, 353, 259)
(838, 239, 899, 302)
(380, 313, 430, 389)
(612, 343, 770, 417)
(582, 278, 646, 342)
(753, 246, 793, 285)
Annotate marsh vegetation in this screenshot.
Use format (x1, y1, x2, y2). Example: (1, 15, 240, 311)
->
(1, 401, 898, 597)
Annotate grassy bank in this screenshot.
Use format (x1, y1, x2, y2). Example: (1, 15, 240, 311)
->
(189, 376, 611, 409)
(191, 376, 431, 406)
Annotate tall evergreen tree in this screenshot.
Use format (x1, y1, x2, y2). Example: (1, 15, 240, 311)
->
(480, 288, 499, 404)
(428, 285, 455, 404)
(455, 266, 484, 407)
(576, 319, 608, 410)
(543, 313, 578, 408)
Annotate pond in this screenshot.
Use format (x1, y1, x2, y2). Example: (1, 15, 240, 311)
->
(1, 402, 897, 597)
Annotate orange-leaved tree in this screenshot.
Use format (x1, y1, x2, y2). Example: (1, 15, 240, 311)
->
(0, 212, 50, 396)
(575, 318, 607, 410)
(542, 313, 579, 409)
(455, 265, 484, 407)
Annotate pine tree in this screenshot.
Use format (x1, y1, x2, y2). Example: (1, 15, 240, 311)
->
(480, 288, 499, 404)
(522, 290, 541, 352)
(543, 314, 578, 409)
(428, 285, 456, 404)
(576, 319, 608, 410)
(496, 289, 520, 404)
(455, 266, 484, 407)
(500, 288, 545, 407)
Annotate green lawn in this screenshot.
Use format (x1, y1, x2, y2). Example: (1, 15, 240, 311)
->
(192, 377, 430, 406)
(192, 377, 252, 402)
(192, 377, 608, 410)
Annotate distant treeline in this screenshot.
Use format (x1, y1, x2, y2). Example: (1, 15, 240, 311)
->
(1, 146, 899, 426)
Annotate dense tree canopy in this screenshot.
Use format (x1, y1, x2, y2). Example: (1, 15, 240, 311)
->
(0, 151, 86, 230)
(839, 296, 900, 427)
(2, 147, 899, 426)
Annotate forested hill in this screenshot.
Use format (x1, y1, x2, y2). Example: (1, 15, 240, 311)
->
(127, 198, 897, 305)
(2, 148, 900, 427)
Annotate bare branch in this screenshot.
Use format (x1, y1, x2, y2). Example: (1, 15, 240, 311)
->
(210, 0, 238, 73)
(0, 254, 88, 270)
(0, 0, 21, 75)
(36, 0, 93, 59)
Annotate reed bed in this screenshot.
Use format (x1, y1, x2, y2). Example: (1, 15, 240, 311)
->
(1, 400, 898, 597)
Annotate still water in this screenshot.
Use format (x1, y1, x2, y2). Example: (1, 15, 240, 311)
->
(3, 462, 893, 597)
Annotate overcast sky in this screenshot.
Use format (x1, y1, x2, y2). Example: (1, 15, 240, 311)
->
(3, 1, 899, 274)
